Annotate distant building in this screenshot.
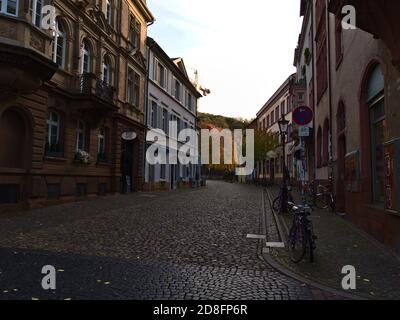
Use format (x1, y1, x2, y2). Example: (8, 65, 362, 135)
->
(145, 37, 203, 190)
(255, 74, 300, 183)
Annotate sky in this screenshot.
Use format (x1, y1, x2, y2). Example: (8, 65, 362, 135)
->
(147, 0, 304, 120)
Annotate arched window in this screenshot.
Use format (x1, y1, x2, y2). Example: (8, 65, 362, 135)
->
(30, 0, 43, 27)
(317, 126, 322, 168)
(80, 40, 91, 74)
(323, 119, 330, 165)
(102, 55, 111, 85)
(367, 64, 385, 203)
(337, 101, 346, 133)
(0, 0, 18, 16)
(52, 18, 66, 68)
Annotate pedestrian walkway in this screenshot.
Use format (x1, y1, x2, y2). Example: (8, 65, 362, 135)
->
(264, 186, 400, 300)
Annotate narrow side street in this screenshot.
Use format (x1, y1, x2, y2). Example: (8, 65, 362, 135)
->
(0, 181, 338, 300)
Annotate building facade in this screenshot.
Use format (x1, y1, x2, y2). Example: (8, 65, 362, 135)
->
(144, 37, 202, 191)
(0, 0, 154, 211)
(295, 0, 400, 254)
(255, 74, 300, 183)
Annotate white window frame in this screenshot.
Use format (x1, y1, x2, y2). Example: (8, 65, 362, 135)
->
(30, 0, 43, 27)
(1, 0, 18, 16)
(98, 128, 105, 155)
(47, 111, 60, 146)
(106, 0, 112, 25)
(52, 19, 66, 68)
(80, 42, 91, 74)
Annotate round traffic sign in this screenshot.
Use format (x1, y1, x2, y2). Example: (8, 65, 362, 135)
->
(292, 106, 313, 126)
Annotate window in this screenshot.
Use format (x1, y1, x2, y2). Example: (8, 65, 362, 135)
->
(129, 16, 141, 50)
(30, 0, 43, 27)
(162, 108, 168, 133)
(81, 41, 91, 74)
(156, 61, 166, 88)
(271, 110, 274, 124)
(46, 111, 60, 154)
(287, 97, 291, 112)
(187, 92, 193, 110)
(281, 101, 285, 116)
(275, 107, 279, 122)
(0, 0, 18, 16)
(174, 79, 181, 101)
(150, 101, 158, 128)
(98, 128, 106, 161)
(52, 18, 66, 68)
(127, 68, 140, 107)
(267, 115, 270, 128)
(103, 57, 111, 84)
(76, 120, 86, 151)
(367, 65, 385, 203)
(106, 0, 112, 25)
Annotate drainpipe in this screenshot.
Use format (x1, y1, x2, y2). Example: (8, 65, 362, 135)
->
(143, 42, 151, 190)
(311, 0, 316, 183)
(326, 0, 334, 186)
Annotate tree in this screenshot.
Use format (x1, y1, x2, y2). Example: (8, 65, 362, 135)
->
(254, 130, 278, 163)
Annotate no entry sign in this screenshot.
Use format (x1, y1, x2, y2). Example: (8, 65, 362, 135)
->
(292, 106, 314, 126)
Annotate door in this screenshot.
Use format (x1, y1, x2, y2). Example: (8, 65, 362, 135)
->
(121, 139, 134, 193)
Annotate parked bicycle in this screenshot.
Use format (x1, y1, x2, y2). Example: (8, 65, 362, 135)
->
(288, 202, 317, 263)
(303, 180, 335, 212)
(272, 186, 294, 212)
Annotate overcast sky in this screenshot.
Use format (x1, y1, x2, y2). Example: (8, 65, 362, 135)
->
(147, 0, 303, 120)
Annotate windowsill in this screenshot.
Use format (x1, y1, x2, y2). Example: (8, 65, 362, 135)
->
(96, 161, 112, 167)
(44, 155, 67, 163)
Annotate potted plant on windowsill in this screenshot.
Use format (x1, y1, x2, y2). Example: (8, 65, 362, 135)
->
(74, 150, 91, 164)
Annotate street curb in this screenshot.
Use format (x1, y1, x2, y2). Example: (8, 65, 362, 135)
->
(261, 187, 367, 301)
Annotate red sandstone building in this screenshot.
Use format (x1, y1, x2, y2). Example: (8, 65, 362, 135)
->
(295, 0, 400, 254)
(0, 0, 154, 211)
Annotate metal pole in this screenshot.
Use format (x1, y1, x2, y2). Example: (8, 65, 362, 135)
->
(280, 132, 288, 214)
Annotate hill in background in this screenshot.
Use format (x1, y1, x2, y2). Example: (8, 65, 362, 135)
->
(198, 112, 251, 130)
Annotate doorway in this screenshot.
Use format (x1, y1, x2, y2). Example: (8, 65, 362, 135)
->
(121, 139, 134, 194)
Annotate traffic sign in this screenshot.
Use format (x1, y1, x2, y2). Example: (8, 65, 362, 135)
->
(299, 126, 310, 137)
(292, 106, 314, 126)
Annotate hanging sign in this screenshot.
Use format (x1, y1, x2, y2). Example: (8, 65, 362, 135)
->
(122, 131, 137, 141)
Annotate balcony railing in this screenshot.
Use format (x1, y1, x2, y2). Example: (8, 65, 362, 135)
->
(78, 73, 114, 104)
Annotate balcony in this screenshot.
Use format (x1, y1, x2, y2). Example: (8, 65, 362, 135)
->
(78, 73, 115, 104)
(71, 73, 118, 127)
(0, 16, 57, 100)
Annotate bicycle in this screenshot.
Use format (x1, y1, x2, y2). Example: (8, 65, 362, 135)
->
(287, 203, 317, 263)
(303, 181, 335, 212)
(272, 186, 294, 212)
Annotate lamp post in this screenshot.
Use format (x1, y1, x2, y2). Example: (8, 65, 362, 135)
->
(278, 117, 290, 214)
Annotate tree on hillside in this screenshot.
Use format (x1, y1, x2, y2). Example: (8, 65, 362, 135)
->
(254, 130, 278, 162)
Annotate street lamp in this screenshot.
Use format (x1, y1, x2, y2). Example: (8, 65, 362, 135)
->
(278, 117, 290, 214)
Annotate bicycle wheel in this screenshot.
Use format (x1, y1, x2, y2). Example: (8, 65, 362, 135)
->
(315, 194, 329, 210)
(289, 221, 307, 263)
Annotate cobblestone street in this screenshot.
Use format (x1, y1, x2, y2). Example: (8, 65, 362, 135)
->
(0, 181, 339, 300)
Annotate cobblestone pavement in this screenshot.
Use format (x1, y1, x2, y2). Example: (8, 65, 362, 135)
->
(266, 186, 400, 300)
(0, 181, 338, 300)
